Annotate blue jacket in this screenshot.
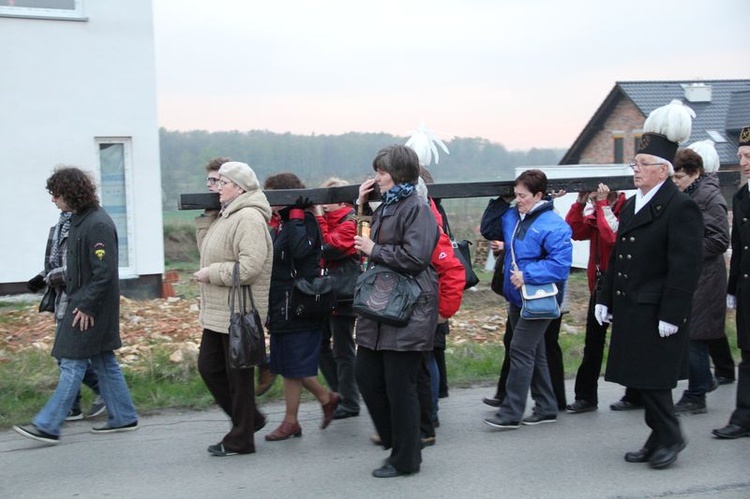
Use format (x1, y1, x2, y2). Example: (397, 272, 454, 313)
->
(481, 197, 572, 308)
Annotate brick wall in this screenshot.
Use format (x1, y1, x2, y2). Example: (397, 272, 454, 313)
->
(578, 98, 645, 164)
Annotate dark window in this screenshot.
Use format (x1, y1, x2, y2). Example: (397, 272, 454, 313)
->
(613, 137, 624, 163)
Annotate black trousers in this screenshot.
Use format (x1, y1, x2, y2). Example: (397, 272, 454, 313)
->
(356, 347, 422, 473)
(417, 351, 435, 438)
(573, 293, 609, 404)
(729, 349, 750, 428)
(198, 328, 261, 454)
(494, 315, 567, 409)
(707, 336, 736, 380)
(638, 388, 684, 449)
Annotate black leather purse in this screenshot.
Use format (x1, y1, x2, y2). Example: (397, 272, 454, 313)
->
(443, 216, 479, 289)
(352, 264, 422, 327)
(228, 263, 265, 369)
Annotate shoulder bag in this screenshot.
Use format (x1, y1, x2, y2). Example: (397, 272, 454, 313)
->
(443, 215, 480, 289)
(289, 253, 337, 319)
(352, 264, 423, 327)
(228, 262, 266, 369)
(510, 221, 560, 320)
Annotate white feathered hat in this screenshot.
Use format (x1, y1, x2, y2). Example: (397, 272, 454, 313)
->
(405, 122, 450, 167)
(636, 99, 695, 165)
(688, 139, 720, 173)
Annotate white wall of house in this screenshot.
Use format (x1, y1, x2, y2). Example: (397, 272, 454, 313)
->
(0, 0, 163, 287)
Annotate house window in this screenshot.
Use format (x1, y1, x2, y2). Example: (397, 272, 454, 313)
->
(0, 0, 85, 20)
(633, 135, 642, 156)
(97, 138, 135, 275)
(613, 136, 624, 164)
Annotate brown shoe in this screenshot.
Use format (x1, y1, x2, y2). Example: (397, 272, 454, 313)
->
(256, 365, 277, 396)
(321, 392, 340, 429)
(264, 421, 302, 441)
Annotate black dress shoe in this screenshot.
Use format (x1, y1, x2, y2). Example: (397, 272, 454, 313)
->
(712, 423, 750, 439)
(372, 463, 414, 478)
(715, 376, 735, 385)
(483, 397, 502, 407)
(610, 399, 643, 411)
(332, 407, 359, 420)
(566, 400, 598, 414)
(624, 447, 654, 463)
(649, 441, 686, 469)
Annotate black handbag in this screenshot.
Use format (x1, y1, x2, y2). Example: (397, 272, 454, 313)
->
(490, 250, 505, 296)
(38, 286, 56, 313)
(443, 216, 479, 289)
(352, 264, 422, 327)
(327, 257, 361, 303)
(228, 263, 266, 369)
(291, 273, 337, 319)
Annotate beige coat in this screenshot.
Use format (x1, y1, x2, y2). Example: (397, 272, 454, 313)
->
(196, 189, 273, 333)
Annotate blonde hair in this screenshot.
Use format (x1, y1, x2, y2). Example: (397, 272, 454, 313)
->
(320, 177, 349, 188)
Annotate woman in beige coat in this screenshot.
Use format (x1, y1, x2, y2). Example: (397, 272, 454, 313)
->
(193, 161, 274, 457)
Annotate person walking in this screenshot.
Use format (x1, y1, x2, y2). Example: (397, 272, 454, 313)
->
(194, 160, 273, 456)
(713, 125, 750, 439)
(14, 166, 138, 445)
(596, 100, 703, 469)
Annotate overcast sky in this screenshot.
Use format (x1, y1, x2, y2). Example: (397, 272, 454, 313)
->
(152, 0, 748, 150)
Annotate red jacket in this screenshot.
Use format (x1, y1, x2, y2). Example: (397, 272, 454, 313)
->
(565, 193, 627, 293)
(316, 205, 358, 262)
(428, 199, 465, 318)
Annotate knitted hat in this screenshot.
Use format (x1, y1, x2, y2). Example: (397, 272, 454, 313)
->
(218, 161, 259, 192)
(740, 126, 750, 147)
(636, 100, 695, 163)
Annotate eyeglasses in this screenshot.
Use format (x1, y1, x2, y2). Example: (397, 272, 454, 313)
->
(218, 179, 234, 188)
(629, 161, 665, 169)
(206, 177, 220, 186)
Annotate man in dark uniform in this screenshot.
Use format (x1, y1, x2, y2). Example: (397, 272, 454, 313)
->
(714, 126, 750, 439)
(596, 100, 704, 469)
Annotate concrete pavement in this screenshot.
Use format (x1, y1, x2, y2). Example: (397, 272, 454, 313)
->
(1, 378, 749, 498)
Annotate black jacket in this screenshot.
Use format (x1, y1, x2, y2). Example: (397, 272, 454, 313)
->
(51, 205, 122, 359)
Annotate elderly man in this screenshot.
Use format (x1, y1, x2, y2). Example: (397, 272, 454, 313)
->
(596, 100, 703, 469)
(714, 126, 750, 439)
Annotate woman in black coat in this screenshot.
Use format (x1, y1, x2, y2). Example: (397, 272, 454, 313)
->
(671, 149, 729, 415)
(263, 173, 340, 442)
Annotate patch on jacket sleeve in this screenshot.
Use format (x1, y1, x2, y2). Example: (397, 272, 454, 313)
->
(94, 242, 106, 260)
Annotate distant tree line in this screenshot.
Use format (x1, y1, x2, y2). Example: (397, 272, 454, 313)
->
(159, 128, 566, 210)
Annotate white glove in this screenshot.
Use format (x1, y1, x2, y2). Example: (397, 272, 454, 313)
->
(594, 304, 611, 326)
(658, 321, 678, 338)
(727, 294, 737, 310)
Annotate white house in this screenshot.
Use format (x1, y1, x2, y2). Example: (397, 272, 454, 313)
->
(0, 0, 164, 297)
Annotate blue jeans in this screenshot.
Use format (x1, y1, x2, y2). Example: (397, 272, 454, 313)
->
(682, 339, 712, 401)
(34, 351, 138, 436)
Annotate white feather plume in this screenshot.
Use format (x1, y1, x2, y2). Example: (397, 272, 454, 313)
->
(405, 122, 450, 167)
(688, 139, 720, 173)
(642, 99, 696, 144)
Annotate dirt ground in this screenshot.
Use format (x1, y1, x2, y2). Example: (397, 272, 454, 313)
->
(0, 269, 591, 367)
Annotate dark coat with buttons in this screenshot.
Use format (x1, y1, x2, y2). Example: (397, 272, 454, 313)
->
(598, 180, 703, 390)
(728, 185, 750, 350)
(51, 205, 122, 360)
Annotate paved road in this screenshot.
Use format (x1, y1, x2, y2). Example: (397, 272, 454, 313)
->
(1, 378, 749, 498)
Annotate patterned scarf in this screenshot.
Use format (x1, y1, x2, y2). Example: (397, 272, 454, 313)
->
(381, 183, 415, 206)
(50, 212, 73, 268)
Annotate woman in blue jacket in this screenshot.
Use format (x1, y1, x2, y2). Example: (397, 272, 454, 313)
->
(480, 169, 572, 429)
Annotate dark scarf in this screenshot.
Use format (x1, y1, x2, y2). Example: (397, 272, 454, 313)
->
(382, 183, 415, 206)
(50, 211, 73, 268)
(684, 175, 704, 197)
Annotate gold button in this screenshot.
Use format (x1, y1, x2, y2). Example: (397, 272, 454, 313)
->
(616, 291, 621, 296)
(629, 237, 635, 242)
(626, 254, 632, 259)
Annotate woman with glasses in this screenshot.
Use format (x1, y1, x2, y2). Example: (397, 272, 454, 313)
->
(193, 161, 273, 457)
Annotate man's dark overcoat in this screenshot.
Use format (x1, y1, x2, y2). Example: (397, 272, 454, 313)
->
(598, 180, 704, 390)
(728, 186, 750, 351)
